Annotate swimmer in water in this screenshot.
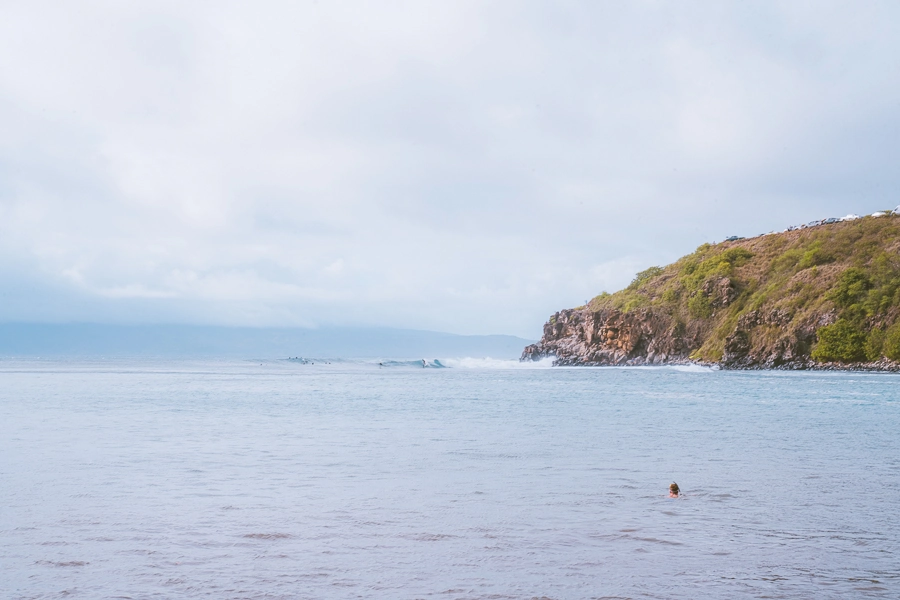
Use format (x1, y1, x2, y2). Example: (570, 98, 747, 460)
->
(669, 482, 680, 498)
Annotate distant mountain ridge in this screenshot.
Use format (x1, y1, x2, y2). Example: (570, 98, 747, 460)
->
(523, 210, 900, 370)
(0, 324, 533, 359)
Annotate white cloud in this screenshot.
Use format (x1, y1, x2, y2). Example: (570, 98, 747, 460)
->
(1, 1, 899, 337)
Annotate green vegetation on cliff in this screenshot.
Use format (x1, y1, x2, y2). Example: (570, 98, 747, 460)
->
(587, 214, 900, 364)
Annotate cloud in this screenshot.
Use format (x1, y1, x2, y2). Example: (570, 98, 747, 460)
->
(1, 1, 899, 337)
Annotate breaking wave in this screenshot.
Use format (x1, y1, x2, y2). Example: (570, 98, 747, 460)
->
(280, 357, 714, 371)
(625, 363, 718, 373)
(437, 356, 555, 369)
(283, 356, 556, 369)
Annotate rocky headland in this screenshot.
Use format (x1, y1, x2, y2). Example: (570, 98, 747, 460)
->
(522, 212, 900, 371)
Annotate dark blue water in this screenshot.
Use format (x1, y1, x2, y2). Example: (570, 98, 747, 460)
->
(2, 359, 898, 599)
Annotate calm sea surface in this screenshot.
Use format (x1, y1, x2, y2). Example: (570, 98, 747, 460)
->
(2, 358, 899, 599)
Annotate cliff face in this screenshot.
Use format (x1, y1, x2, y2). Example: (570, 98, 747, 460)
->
(522, 305, 830, 368)
(522, 308, 702, 366)
(523, 214, 900, 370)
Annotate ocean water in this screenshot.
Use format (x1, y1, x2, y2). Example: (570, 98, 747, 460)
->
(2, 358, 899, 599)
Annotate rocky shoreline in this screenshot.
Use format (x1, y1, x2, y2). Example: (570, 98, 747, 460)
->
(521, 306, 900, 372)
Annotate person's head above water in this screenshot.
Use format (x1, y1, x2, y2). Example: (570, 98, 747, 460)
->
(669, 482, 680, 497)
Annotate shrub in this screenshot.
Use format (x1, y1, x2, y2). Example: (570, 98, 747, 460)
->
(829, 268, 871, 308)
(679, 248, 754, 295)
(687, 293, 713, 318)
(628, 266, 664, 290)
(860, 254, 900, 314)
(811, 318, 867, 362)
(798, 241, 833, 269)
(622, 298, 647, 312)
(883, 322, 900, 361)
(865, 328, 886, 361)
(719, 247, 754, 267)
(772, 248, 803, 273)
(661, 288, 679, 303)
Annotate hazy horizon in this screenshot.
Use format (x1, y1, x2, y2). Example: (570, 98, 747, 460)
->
(0, 322, 534, 359)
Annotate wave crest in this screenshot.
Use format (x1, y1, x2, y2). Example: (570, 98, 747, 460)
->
(283, 356, 556, 369)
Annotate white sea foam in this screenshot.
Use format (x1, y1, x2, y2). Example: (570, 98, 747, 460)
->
(605, 363, 717, 373)
(665, 363, 718, 373)
(283, 356, 556, 369)
(281, 357, 720, 371)
(438, 356, 556, 369)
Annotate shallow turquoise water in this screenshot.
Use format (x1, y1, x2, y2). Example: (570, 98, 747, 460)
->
(2, 359, 899, 599)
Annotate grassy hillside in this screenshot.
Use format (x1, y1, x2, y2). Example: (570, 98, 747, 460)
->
(587, 213, 900, 364)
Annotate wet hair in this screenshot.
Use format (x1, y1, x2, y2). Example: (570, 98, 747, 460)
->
(669, 482, 680, 495)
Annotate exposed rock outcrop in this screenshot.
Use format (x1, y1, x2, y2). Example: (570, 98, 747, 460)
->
(522, 305, 825, 369)
(522, 307, 699, 366)
(719, 308, 825, 369)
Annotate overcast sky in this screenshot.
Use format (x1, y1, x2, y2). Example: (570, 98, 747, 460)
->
(1, 1, 899, 337)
